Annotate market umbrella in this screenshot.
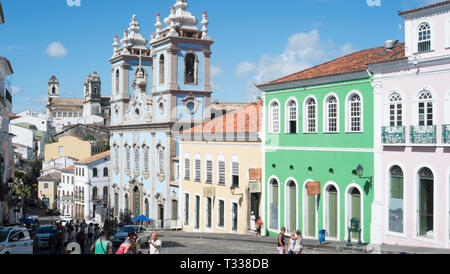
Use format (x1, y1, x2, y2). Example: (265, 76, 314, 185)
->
(131, 215, 153, 222)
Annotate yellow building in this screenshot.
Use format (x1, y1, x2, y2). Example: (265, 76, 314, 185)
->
(37, 172, 61, 209)
(180, 103, 262, 235)
(44, 135, 105, 162)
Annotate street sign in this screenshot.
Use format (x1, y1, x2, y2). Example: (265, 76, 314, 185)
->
(307, 181, 321, 196)
(249, 182, 262, 193)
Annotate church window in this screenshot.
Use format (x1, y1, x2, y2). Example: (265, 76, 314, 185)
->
(159, 54, 165, 85)
(126, 145, 131, 172)
(52, 86, 56, 94)
(134, 145, 140, 172)
(115, 70, 120, 95)
(157, 146, 165, 177)
(184, 53, 197, 84)
(143, 145, 149, 174)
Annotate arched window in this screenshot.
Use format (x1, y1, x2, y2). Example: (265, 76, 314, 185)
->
(114, 145, 119, 171)
(286, 99, 297, 134)
(418, 167, 434, 237)
(269, 179, 279, 230)
(348, 93, 362, 132)
(184, 53, 197, 84)
(269, 101, 280, 134)
(305, 97, 317, 133)
(159, 54, 165, 85)
(325, 95, 339, 132)
(125, 145, 131, 172)
(52, 86, 56, 94)
(389, 93, 403, 127)
(134, 145, 140, 172)
(145, 199, 149, 217)
(389, 166, 404, 233)
(93, 168, 98, 177)
(115, 70, 120, 95)
(92, 187, 98, 201)
(143, 145, 149, 174)
(103, 187, 108, 202)
(418, 23, 431, 53)
(103, 167, 109, 177)
(418, 90, 433, 126)
(124, 194, 129, 212)
(157, 146, 165, 177)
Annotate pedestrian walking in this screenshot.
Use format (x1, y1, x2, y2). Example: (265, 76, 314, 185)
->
(255, 217, 263, 238)
(76, 228, 86, 254)
(148, 232, 162, 254)
(94, 224, 100, 241)
(87, 223, 94, 245)
(90, 230, 112, 254)
(55, 227, 65, 254)
(277, 227, 287, 254)
(294, 230, 303, 254)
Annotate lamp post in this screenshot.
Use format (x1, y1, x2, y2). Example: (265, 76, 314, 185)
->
(355, 164, 373, 188)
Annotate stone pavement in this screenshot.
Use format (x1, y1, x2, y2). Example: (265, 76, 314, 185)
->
(139, 231, 450, 254)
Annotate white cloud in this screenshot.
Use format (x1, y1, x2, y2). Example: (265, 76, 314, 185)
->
(236, 62, 256, 78)
(46, 42, 68, 58)
(239, 29, 356, 101)
(210, 65, 223, 90)
(11, 86, 21, 95)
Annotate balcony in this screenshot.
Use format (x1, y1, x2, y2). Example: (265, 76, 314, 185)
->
(382, 126, 406, 144)
(443, 125, 450, 144)
(410, 125, 437, 145)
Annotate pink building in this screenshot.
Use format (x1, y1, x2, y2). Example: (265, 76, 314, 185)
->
(370, 1, 450, 249)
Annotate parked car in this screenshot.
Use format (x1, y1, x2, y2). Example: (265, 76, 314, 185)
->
(35, 225, 55, 249)
(111, 225, 144, 246)
(0, 227, 34, 254)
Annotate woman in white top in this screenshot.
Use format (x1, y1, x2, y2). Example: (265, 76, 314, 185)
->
(294, 230, 303, 254)
(288, 234, 296, 254)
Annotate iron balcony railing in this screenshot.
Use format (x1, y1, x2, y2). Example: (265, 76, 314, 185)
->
(382, 126, 406, 144)
(410, 125, 437, 144)
(443, 125, 450, 144)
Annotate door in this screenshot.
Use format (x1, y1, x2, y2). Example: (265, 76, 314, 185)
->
(206, 197, 212, 229)
(232, 202, 238, 232)
(419, 177, 434, 236)
(308, 195, 316, 237)
(289, 183, 297, 233)
(351, 189, 361, 239)
(194, 196, 200, 230)
(328, 188, 338, 238)
(159, 205, 164, 228)
(251, 193, 261, 220)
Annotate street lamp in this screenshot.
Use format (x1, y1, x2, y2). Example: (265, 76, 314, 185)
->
(355, 164, 373, 188)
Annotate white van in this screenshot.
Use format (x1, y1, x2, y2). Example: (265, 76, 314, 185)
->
(0, 227, 34, 254)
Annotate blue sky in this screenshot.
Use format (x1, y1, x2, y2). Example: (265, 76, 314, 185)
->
(0, 0, 440, 113)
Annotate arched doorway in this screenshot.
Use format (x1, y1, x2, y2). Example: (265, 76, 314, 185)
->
(268, 178, 279, 231)
(304, 181, 317, 238)
(114, 192, 119, 217)
(418, 167, 434, 238)
(285, 180, 297, 233)
(158, 204, 165, 228)
(349, 187, 361, 239)
(145, 199, 149, 217)
(172, 199, 178, 220)
(133, 186, 140, 217)
(124, 194, 129, 213)
(326, 185, 338, 238)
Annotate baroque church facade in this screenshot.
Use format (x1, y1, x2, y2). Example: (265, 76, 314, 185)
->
(46, 72, 112, 132)
(109, 0, 214, 225)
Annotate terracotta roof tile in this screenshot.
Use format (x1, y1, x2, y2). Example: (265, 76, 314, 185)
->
(257, 43, 405, 88)
(398, 0, 450, 16)
(76, 151, 110, 164)
(184, 102, 262, 134)
(60, 166, 75, 173)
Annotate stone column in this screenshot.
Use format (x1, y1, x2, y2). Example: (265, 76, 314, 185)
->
(167, 45, 179, 90)
(203, 50, 212, 92)
(151, 132, 156, 219)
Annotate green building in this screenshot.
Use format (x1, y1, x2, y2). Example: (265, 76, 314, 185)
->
(258, 45, 403, 243)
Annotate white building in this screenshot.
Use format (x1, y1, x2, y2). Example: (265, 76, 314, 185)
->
(58, 166, 75, 217)
(11, 110, 52, 141)
(41, 155, 78, 176)
(9, 123, 36, 161)
(73, 151, 110, 223)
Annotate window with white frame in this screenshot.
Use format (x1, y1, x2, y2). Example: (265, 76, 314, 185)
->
(305, 97, 317, 133)
(218, 160, 226, 185)
(418, 90, 433, 126)
(59, 146, 64, 155)
(143, 145, 149, 174)
(218, 199, 225, 228)
(389, 93, 403, 127)
(134, 145, 139, 172)
(348, 93, 362, 132)
(206, 160, 213, 183)
(126, 145, 131, 171)
(194, 158, 201, 182)
(286, 99, 297, 134)
(114, 145, 119, 171)
(157, 146, 165, 177)
(325, 95, 338, 132)
(184, 193, 190, 226)
(418, 23, 431, 53)
(231, 161, 239, 188)
(269, 101, 280, 134)
(184, 157, 190, 180)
